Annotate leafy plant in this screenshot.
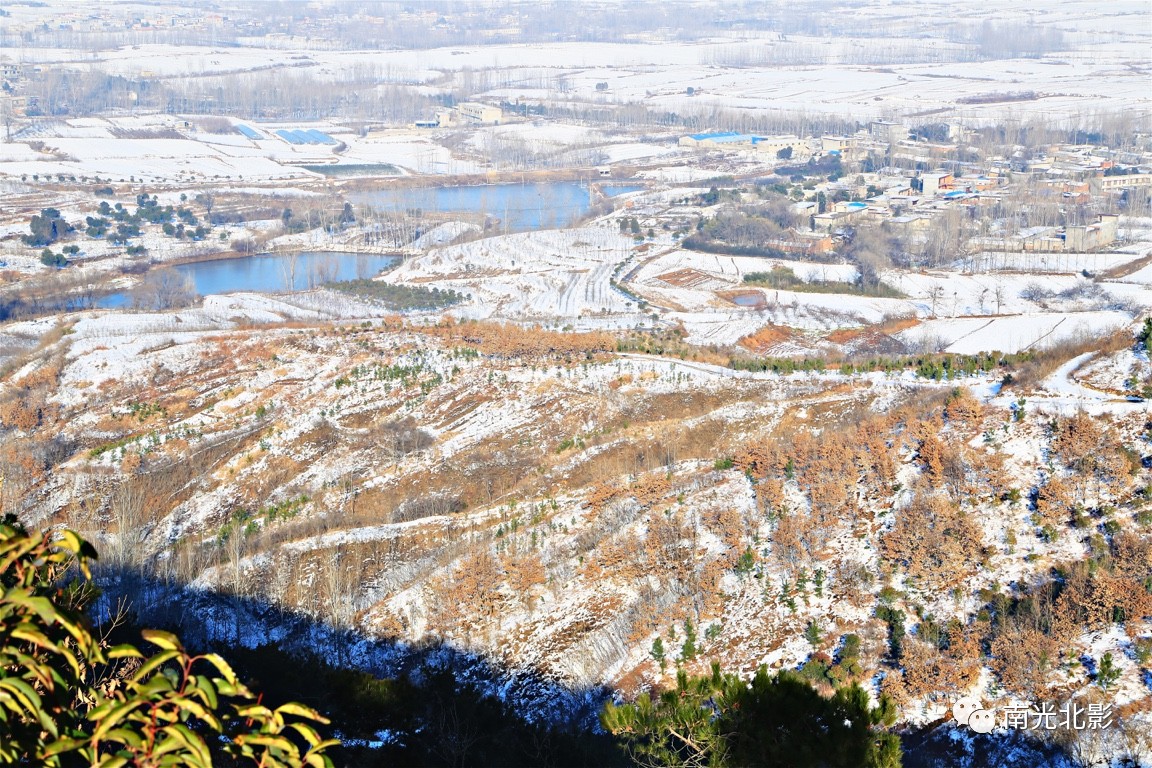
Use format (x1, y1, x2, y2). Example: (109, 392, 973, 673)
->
(0, 518, 337, 766)
(39, 249, 69, 268)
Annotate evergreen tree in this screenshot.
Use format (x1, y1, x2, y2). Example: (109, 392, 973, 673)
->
(651, 637, 666, 671)
(804, 620, 822, 649)
(681, 618, 697, 662)
(601, 663, 901, 768)
(23, 208, 72, 247)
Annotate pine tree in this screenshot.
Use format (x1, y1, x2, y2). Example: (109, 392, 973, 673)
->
(601, 663, 901, 768)
(681, 618, 697, 662)
(651, 637, 666, 671)
(1097, 652, 1121, 690)
(804, 620, 822, 649)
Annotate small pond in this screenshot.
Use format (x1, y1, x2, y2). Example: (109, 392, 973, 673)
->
(96, 181, 644, 308)
(729, 292, 766, 307)
(348, 181, 643, 232)
(98, 251, 400, 308)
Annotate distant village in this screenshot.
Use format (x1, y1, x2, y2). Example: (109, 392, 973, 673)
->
(676, 120, 1151, 256)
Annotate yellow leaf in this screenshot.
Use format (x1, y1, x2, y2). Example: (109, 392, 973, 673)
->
(140, 629, 182, 652)
(108, 644, 144, 660)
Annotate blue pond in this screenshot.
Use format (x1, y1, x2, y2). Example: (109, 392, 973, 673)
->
(97, 181, 644, 308)
(98, 251, 399, 308)
(730, 293, 764, 307)
(349, 181, 642, 233)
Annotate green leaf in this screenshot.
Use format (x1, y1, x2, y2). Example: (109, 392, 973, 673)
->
(192, 675, 219, 710)
(108, 643, 144, 660)
(304, 752, 336, 768)
(237, 732, 293, 746)
(153, 722, 212, 767)
(198, 653, 239, 686)
(93, 755, 130, 768)
(140, 629, 182, 652)
(130, 649, 182, 682)
(0, 677, 54, 734)
(287, 722, 323, 747)
(172, 697, 221, 731)
(276, 701, 327, 723)
(9, 626, 63, 653)
(89, 700, 147, 739)
(233, 703, 274, 720)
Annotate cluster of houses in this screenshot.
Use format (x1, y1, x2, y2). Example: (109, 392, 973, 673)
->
(969, 214, 1120, 253)
(678, 132, 811, 158)
(1, 61, 28, 125)
(803, 169, 1004, 234)
(802, 169, 1125, 254)
(680, 120, 1149, 254)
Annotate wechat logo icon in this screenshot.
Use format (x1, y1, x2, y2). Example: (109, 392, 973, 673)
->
(952, 697, 980, 726)
(953, 697, 996, 733)
(968, 709, 996, 733)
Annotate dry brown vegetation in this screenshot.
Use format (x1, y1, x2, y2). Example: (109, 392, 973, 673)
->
(2, 317, 1150, 730)
(737, 324, 795, 353)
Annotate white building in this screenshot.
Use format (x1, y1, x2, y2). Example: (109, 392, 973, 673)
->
(454, 102, 502, 125)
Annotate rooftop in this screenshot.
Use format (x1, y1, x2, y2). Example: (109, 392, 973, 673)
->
(687, 131, 745, 141)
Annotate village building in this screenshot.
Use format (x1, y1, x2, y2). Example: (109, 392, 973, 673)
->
(430, 103, 503, 127)
(454, 102, 503, 125)
(869, 120, 907, 143)
(1064, 214, 1119, 252)
(1094, 172, 1152, 192)
(918, 171, 954, 196)
(678, 131, 759, 148)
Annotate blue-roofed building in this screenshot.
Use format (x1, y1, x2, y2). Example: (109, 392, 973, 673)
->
(688, 131, 742, 142)
(274, 128, 338, 145)
(679, 131, 759, 148)
(303, 129, 336, 144)
(236, 125, 263, 140)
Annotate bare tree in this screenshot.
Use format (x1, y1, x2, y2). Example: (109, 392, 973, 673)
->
(308, 254, 337, 289)
(132, 267, 197, 310)
(277, 244, 300, 292)
(110, 478, 148, 569)
(321, 546, 362, 666)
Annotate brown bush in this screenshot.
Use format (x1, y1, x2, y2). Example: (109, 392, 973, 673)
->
(882, 490, 983, 592)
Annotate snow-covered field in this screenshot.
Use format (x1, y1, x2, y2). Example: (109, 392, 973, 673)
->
(617, 246, 1150, 352)
(12, 14, 1137, 127)
(3, 3, 1152, 764)
(960, 249, 1151, 275)
(386, 225, 645, 325)
(1114, 260, 1152, 286)
(901, 311, 1133, 355)
(334, 130, 485, 175)
(0, 117, 486, 181)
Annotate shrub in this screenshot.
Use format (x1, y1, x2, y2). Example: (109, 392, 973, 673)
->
(39, 249, 68, 268)
(0, 519, 337, 766)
